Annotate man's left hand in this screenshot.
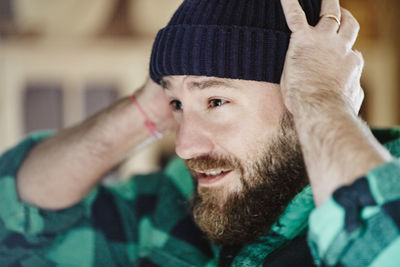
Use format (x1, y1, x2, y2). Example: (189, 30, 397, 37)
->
(280, 0, 363, 117)
(279, 0, 392, 206)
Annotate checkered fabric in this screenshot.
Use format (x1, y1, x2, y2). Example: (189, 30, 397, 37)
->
(0, 128, 399, 266)
(308, 128, 400, 267)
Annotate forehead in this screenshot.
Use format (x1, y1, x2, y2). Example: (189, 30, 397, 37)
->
(161, 75, 276, 91)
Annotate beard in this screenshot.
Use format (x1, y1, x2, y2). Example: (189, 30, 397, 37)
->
(185, 112, 308, 246)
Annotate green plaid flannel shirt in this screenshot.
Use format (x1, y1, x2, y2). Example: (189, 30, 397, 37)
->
(0, 128, 399, 266)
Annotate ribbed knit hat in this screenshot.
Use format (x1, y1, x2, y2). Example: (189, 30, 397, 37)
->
(150, 0, 321, 84)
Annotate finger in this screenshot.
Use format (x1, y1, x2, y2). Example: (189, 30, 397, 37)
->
(359, 86, 365, 105)
(353, 50, 364, 70)
(316, 0, 341, 32)
(280, 0, 308, 32)
(354, 50, 364, 114)
(354, 85, 364, 115)
(339, 8, 360, 49)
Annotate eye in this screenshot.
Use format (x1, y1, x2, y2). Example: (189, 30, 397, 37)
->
(208, 99, 228, 108)
(170, 99, 183, 111)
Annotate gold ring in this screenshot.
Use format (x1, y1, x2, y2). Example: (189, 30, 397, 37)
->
(320, 14, 341, 27)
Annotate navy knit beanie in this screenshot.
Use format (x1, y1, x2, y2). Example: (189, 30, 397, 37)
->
(150, 0, 321, 84)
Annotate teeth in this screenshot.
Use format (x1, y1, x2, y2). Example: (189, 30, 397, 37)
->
(204, 170, 223, 176)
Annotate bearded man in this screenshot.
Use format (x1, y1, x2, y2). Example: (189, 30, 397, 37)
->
(1, 0, 399, 266)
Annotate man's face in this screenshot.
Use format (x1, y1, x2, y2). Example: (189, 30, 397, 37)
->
(162, 75, 308, 245)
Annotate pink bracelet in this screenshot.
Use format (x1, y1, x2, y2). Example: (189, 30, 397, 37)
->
(130, 95, 163, 139)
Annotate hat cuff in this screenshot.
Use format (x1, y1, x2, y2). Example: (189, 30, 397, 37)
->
(150, 24, 290, 84)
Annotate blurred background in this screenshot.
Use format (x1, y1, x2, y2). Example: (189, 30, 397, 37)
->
(0, 0, 399, 179)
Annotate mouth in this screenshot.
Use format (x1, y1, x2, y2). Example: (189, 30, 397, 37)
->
(194, 169, 233, 186)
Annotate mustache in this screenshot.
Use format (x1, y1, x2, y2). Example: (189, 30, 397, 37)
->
(184, 154, 239, 171)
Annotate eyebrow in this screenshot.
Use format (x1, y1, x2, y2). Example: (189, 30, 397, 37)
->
(162, 78, 237, 91)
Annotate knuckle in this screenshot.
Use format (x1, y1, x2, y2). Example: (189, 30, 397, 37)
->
(342, 8, 360, 32)
(360, 87, 365, 99)
(349, 18, 360, 34)
(351, 50, 364, 66)
(353, 19, 360, 33)
(288, 12, 304, 26)
(340, 8, 350, 19)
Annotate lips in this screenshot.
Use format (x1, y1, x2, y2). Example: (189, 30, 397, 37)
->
(195, 169, 232, 185)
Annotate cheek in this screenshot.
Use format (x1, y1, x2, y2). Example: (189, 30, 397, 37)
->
(211, 101, 285, 159)
(209, 112, 271, 160)
(257, 88, 286, 126)
(257, 102, 285, 129)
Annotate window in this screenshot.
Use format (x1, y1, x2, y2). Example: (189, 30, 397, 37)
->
(24, 82, 63, 133)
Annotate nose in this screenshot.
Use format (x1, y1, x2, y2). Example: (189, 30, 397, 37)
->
(175, 112, 214, 160)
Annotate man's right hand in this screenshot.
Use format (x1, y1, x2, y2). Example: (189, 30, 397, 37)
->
(134, 78, 177, 134)
(17, 79, 176, 210)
